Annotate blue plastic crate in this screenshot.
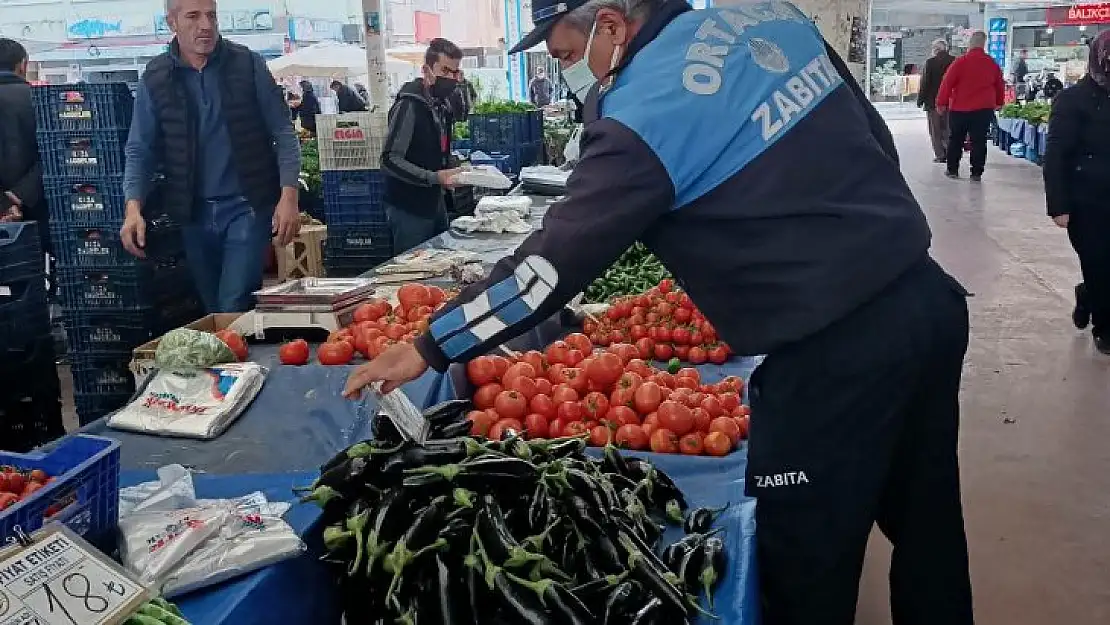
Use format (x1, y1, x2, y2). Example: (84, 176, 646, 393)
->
(38, 129, 129, 179)
(324, 223, 392, 258)
(453, 138, 472, 152)
(0, 278, 51, 353)
(469, 110, 543, 150)
(471, 142, 543, 176)
(0, 222, 44, 284)
(0, 373, 64, 454)
(469, 153, 513, 174)
(57, 260, 193, 311)
(44, 176, 127, 225)
(71, 353, 135, 396)
(50, 222, 183, 268)
(64, 303, 204, 355)
(322, 169, 388, 226)
(32, 83, 134, 132)
(73, 393, 132, 425)
(0, 434, 121, 547)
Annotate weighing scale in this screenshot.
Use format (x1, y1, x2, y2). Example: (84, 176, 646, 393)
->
(249, 278, 376, 336)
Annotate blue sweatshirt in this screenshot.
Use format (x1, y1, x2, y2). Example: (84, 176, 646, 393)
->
(124, 44, 300, 205)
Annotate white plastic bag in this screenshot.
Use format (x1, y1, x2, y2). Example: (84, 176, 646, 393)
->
(476, 195, 532, 218)
(118, 465, 197, 518)
(454, 165, 513, 189)
(120, 505, 231, 585)
(563, 124, 584, 163)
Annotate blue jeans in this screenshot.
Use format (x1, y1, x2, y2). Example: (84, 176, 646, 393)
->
(386, 200, 449, 254)
(181, 197, 272, 313)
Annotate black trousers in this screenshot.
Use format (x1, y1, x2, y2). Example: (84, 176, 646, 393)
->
(1068, 207, 1110, 338)
(947, 109, 994, 176)
(747, 257, 974, 625)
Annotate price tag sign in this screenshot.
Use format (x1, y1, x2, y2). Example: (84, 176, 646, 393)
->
(0, 526, 150, 625)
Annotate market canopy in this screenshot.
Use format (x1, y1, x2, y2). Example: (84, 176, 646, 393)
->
(267, 40, 418, 79)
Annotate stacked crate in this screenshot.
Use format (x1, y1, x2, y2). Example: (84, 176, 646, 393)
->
(468, 110, 545, 176)
(34, 83, 202, 425)
(0, 222, 64, 451)
(317, 112, 393, 277)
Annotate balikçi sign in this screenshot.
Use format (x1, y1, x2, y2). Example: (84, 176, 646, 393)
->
(1046, 3, 1110, 26)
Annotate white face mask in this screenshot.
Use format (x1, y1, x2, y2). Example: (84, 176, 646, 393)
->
(561, 20, 622, 103)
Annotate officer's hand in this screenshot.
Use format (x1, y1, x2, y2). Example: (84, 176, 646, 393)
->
(437, 168, 464, 189)
(120, 207, 147, 258)
(1053, 214, 1070, 228)
(344, 342, 429, 397)
(273, 196, 301, 247)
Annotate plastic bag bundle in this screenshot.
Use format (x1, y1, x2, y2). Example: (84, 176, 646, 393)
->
(453, 165, 513, 189)
(155, 328, 237, 370)
(120, 505, 231, 586)
(475, 195, 532, 218)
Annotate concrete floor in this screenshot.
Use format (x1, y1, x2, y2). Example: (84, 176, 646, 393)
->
(855, 119, 1110, 624)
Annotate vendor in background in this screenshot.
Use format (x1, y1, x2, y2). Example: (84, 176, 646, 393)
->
(1042, 71, 1064, 100)
(331, 80, 368, 113)
(298, 80, 321, 135)
(120, 0, 302, 313)
(355, 83, 370, 107)
(0, 38, 47, 252)
(1044, 31, 1110, 354)
(1014, 49, 1030, 97)
(445, 69, 478, 128)
(346, 2, 974, 624)
(287, 91, 302, 126)
(918, 38, 955, 164)
(380, 38, 465, 254)
(529, 67, 554, 106)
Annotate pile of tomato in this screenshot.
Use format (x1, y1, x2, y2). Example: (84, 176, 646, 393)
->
(0, 467, 53, 511)
(278, 283, 453, 366)
(464, 333, 750, 456)
(583, 279, 733, 365)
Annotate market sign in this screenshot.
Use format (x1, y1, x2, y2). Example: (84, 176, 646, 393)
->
(987, 17, 1008, 70)
(1046, 3, 1110, 26)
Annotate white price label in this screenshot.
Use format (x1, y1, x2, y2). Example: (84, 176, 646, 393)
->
(0, 527, 149, 625)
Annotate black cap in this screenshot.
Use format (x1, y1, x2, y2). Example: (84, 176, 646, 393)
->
(508, 0, 590, 55)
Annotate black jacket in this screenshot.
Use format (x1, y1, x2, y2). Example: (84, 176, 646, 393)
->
(918, 52, 955, 110)
(141, 38, 281, 224)
(382, 79, 449, 216)
(299, 90, 321, 133)
(1044, 76, 1110, 217)
(0, 72, 45, 236)
(334, 84, 367, 113)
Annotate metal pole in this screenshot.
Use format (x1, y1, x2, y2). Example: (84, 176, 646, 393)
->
(361, 0, 389, 109)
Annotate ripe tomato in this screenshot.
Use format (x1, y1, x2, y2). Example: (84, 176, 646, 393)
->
(615, 425, 650, 450)
(529, 394, 556, 420)
(719, 392, 741, 413)
(534, 377, 553, 396)
(704, 431, 733, 457)
(650, 428, 680, 454)
(709, 417, 742, 446)
(701, 396, 725, 418)
(658, 401, 694, 436)
(564, 333, 593, 356)
(652, 372, 675, 388)
(673, 307, 692, 324)
(489, 419, 524, 442)
(610, 387, 636, 411)
(502, 362, 537, 388)
(642, 412, 660, 430)
(521, 351, 547, 375)
(565, 349, 586, 367)
(564, 421, 591, 437)
(633, 382, 664, 415)
(467, 411, 497, 437)
(674, 345, 691, 361)
(523, 414, 550, 440)
(679, 432, 705, 455)
(658, 278, 674, 293)
(634, 338, 655, 360)
(653, 343, 674, 361)
(548, 418, 567, 438)
(735, 415, 750, 440)
(583, 392, 610, 421)
(718, 376, 744, 394)
(489, 356, 512, 379)
(494, 390, 528, 421)
(552, 385, 579, 405)
(545, 341, 572, 365)
(279, 339, 310, 366)
(397, 283, 432, 311)
(586, 352, 623, 388)
(613, 344, 640, 365)
(0, 474, 10, 494)
(29, 470, 47, 484)
(353, 303, 379, 324)
(557, 368, 589, 394)
(7, 474, 25, 495)
(708, 344, 730, 365)
(509, 376, 539, 401)
(558, 401, 584, 422)
(317, 341, 353, 365)
(606, 406, 640, 429)
(672, 327, 692, 346)
(384, 324, 407, 341)
(467, 357, 498, 386)
(590, 426, 613, 447)
(626, 358, 653, 378)
(673, 375, 698, 391)
(473, 383, 504, 410)
(688, 346, 708, 365)
(216, 329, 249, 361)
(616, 371, 644, 392)
(692, 407, 713, 433)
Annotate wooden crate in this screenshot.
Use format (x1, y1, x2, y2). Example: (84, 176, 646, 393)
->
(275, 224, 327, 281)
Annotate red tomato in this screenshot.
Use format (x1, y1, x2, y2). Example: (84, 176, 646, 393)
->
(658, 278, 674, 293)
(658, 401, 694, 436)
(467, 411, 497, 437)
(653, 343, 674, 361)
(0, 474, 10, 494)
(672, 327, 691, 346)
(688, 346, 708, 365)
(704, 431, 733, 457)
(488, 356, 511, 379)
(673, 345, 690, 361)
(610, 387, 637, 411)
(0, 492, 18, 511)
(216, 329, 249, 361)
(719, 376, 744, 394)
(615, 425, 650, 450)
(642, 412, 660, 430)
(652, 372, 676, 388)
(529, 394, 557, 420)
(523, 414, 550, 440)
(583, 392, 610, 421)
(494, 391, 528, 420)
(384, 324, 407, 341)
(521, 351, 547, 375)
(630, 325, 648, 342)
(7, 473, 25, 495)
(606, 406, 641, 428)
(634, 338, 655, 360)
(736, 415, 751, 440)
(509, 376, 539, 401)
(710, 417, 742, 446)
(353, 303, 380, 324)
(626, 359, 653, 378)
(557, 368, 589, 394)
(692, 407, 713, 433)
(534, 377, 553, 396)
(674, 375, 698, 390)
(564, 421, 591, 437)
(590, 426, 613, 447)
(650, 428, 680, 454)
(616, 371, 644, 392)
(502, 362, 537, 388)
(29, 470, 48, 484)
(632, 382, 663, 415)
(279, 340, 310, 366)
(552, 385, 579, 405)
(719, 392, 741, 413)
(545, 341, 572, 365)
(584, 352, 623, 389)
(564, 333, 593, 355)
(317, 341, 354, 365)
(407, 305, 433, 323)
(558, 401, 584, 422)
(397, 283, 432, 311)
(701, 396, 725, 418)
(489, 419, 524, 441)
(679, 432, 705, 455)
(473, 383, 504, 410)
(548, 418, 567, 438)
(613, 344, 640, 365)
(427, 286, 448, 306)
(708, 344, 729, 365)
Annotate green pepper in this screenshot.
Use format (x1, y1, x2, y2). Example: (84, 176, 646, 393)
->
(667, 358, 682, 374)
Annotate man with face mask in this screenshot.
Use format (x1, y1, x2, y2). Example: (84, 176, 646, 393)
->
(381, 38, 466, 254)
(346, 3, 974, 624)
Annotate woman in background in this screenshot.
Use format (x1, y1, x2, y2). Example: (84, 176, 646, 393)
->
(298, 80, 321, 136)
(1044, 31, 1110, 353)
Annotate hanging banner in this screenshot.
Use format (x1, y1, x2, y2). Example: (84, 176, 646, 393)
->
(987, 17, 1008, 70)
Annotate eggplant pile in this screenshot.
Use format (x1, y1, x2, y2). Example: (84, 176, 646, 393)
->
(302, 405, 729, 625)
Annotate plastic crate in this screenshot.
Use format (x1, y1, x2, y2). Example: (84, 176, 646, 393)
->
(73, 393, 132, 425)
(63, 303, 203, 355)
(324, 223, 392, 258)
(0, 383, 64, 454)
(44, 176, 126, 226)
(0, 435, 121, 545)
(469, 110, 543, 150)
(0, 278, 51, 353)
(0, 222, 44, 285)
(322, 169, 388, 225)
(57, 260, 193, 311)
(50, 222, 183, 268)
(38, 129, 129, 179)
(32, 83, 134, 132)
(470, 141, 544, 176)
(317, 112, 389, 171)
(71, 353, 135, 396)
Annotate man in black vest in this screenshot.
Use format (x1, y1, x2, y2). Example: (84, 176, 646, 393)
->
(381, 38, 465, 254)
(120, 0, 301, 313)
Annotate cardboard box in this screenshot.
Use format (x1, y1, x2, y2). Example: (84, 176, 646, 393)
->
(129, 312, 253, 387)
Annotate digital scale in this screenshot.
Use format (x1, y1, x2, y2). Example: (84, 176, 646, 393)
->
(248, 278, 376, 336)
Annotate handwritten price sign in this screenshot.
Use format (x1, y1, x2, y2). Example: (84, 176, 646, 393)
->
(0, 526, 149, 625)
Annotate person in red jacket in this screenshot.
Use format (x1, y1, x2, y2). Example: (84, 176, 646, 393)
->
(936, 31, 1005, 181)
